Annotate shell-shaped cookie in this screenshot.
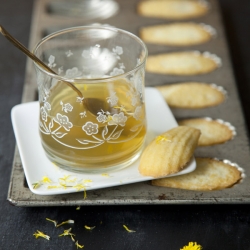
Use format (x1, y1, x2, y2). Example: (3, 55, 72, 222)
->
(139, 126, 200, 178)
(138, 0, 210, 20)
(152, 158, 243, 191)
(146, 51, 221, 75)
(178, 118, 236, 146)
(140, 22, 216, 46)
(156, 82, 226, 108)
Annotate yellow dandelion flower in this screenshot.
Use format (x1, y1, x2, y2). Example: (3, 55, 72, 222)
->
(180, 242, 202, 250)
(33, 230, 50, 240)
(32, 182, 41, 189)
(113, 106, 132, 115)
(73, 184, 86, 191)
(75, 240, 84, 249)
(101, 173, 110, 177)
(60, 175, 70, 181)
(70, 234, 75, 242)
(42, 176, 52, 184)
(58, 175, 75, 188)
(83, 189, 87, 200)
(84, 225, 96, 230)
(123, 225, 136, 233)
(58, 228, 75, 237)
(46, 218, 57, 227)
(106, 115, 113, 123)
(155, 135, 172, 144)
(56, 219, 74, 228)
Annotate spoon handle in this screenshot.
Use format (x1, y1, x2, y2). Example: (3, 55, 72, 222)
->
(0, 25, 83, 97)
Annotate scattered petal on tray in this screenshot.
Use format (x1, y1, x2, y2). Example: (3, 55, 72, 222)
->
(152, 158, 243, 191)
(140, 22, 216, 46)
(146, 51, 221, 75)
(139, 126, 200, 178)
(156, 82, 226, 108)
(137, 0, 210, 20)
(178, 118, 236, 146)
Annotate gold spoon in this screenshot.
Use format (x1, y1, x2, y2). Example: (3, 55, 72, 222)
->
(0, 24, 83, 98)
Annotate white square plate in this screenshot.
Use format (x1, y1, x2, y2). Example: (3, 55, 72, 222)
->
(11, 87, 196, 195)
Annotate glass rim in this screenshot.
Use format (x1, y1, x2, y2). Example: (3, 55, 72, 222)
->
(32, 25, 148, 83)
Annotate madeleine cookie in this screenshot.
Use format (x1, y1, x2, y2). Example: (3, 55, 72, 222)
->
(178, 118, 236, 146)
(140, 22, 216, 46)
(152, 158, 242, 191)
(146, 51, 221, 75)
(156, 82, 226, 108)
(139, 126, 200, 178)
(138, 0, 210, 20)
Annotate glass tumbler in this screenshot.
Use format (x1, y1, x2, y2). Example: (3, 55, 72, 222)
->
(33, 26, 148, 173)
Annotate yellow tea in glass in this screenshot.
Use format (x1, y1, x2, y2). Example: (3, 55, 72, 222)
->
(33, 26, 148, 173)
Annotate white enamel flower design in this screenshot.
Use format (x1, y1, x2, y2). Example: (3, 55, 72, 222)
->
(76, 97, 84, 103)
(40, 106, 47, 122)
(133, 106, 143, 120)
(82, 45, 100, 59)
(65, 67, 82, 79)
(106, 91, 118, 106)
(80, 112, 87, 118)
(136, 75, 143, 94)
(54, 113, 73, 131)
(108, 112, 127, 127)
(82, 122, 99, 135)
(48, 55, 56, 68)
(96, 112, 108, 123)
(90, 46, 100, 58)
(136, 58, 141, 66)
(82, 50, 91, 59)
(113, 46, 123, 55)
(110, 68, 125, 76)
(60, 102, 73, 113)
(119, 63, 125, 69)
(58, 66, 64, 75)
(65, 50, 73, 57)
(44, 102, 51, 111)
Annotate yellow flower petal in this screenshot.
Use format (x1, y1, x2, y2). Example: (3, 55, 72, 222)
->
(180, 242, 202, 250)
(46, 218, 57, 227)
(32, 182, 41, 189)
(84, 225, 96, 230)
(57, 220, 74, 228)
(155, 135, 172, 144)
(58, 228, 75, 237)
(101, 173, 110, 177)
(33, 230, 50, 240)
(83, 189, 87, 200)
(42, 176, 52, 183)
(73, 184, 86, 191)
(123, 225, 136, 233)
(75, 240, 84, 249)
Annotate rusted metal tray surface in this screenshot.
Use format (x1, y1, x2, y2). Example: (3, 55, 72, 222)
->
(8, 0, 250, 206)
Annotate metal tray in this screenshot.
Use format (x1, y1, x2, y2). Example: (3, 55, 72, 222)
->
(8, 0, 250, 206)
